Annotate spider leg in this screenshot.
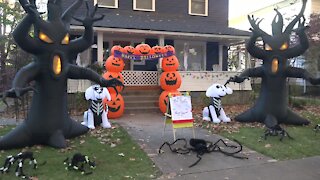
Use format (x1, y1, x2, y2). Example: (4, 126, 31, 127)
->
(0, 155, 14, 173)
(159, 138, 189, 154)
(189, 153, 202, 168)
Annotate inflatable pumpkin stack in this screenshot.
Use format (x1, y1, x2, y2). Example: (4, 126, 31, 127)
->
(159, 45, 182, 113)
(103, 45, 125, 119)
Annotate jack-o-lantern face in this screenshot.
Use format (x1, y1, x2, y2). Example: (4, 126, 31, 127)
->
(162, 56, 179, 71)
(134, 44, 151, 55)
(104, 55, 125, 72)
(103, 93, 124, 119)
(164, 45, 175, 55)
(122, 46, 135, 55)
(110, 45, 123, 55)
(160, 71, 182, 91)
(103, 72, 124, 93)
(159, 90, 181, 113)
(152, 45, 165, 54)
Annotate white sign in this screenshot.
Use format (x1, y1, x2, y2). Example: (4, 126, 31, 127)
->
(169, 95, 193, 121)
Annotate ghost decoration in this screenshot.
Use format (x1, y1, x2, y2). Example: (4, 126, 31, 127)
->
(82, 85, 112, 129)
(202, 83, 233, 123)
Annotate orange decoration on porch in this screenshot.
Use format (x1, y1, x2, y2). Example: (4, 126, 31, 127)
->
(164, 45, 175, 54)
(103, 71, 124, 94)
(152, 45, 166, 54)
(104, 55, 125, 72)
(162, 56, 179, 71)
(110, 45, 123, 55)
(103, 93, 124, 119)
(122, 45, 135, 55)
(134, 43, 152, 55)
(160, 71, 182, 91)
(158, 90, 181, 113)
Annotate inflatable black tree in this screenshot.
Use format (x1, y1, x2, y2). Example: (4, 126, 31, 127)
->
(229, 0, 319, 126)
(0, 0, 122, 149)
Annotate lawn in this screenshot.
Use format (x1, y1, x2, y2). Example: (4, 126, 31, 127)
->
(194, 104, 320, 161)
(0, 124, 160, 180)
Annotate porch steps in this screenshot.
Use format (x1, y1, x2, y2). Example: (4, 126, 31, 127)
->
(122, 86, 162, 114)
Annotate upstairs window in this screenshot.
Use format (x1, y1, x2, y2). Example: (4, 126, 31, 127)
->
(133, 0, 155, 12)
(189, 0, 208, 16)
(94, 0, 118, 8)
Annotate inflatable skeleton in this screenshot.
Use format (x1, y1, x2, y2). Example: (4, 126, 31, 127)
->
(203, 83, 233, 123)
(82, 85, 112, 129)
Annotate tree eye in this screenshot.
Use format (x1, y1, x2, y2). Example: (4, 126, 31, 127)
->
(61, 34, 69, 44)
(264, 44, 272, 51)
(280, 42, 288, 50)
(39, 32, 53, 43)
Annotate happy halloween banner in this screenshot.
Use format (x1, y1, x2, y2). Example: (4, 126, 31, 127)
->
(114, 50, 174, 61)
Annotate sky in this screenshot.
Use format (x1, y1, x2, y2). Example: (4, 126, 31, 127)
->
(229, 0, 285, 18)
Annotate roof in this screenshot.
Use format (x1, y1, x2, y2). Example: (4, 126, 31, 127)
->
(70, 12, 251, 37)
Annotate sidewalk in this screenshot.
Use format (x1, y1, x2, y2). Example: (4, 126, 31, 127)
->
(116, 112, 320, 180)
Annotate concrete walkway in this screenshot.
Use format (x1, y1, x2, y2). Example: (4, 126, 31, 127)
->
(116, 112, 320, 180)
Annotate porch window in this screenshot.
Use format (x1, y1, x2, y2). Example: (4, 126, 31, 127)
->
(133, 0, 155, 12)
(94, 0, 118, 8)
(175, 41, 206, 71)
(189, 0, 208, 16)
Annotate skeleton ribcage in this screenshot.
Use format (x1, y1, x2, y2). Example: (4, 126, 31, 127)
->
(90, 100, 104, 116)
(209, 97, 221, 117)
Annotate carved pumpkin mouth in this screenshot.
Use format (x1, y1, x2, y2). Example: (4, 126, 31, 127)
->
(112, 63, 120, 67)
(140, 51, 149, 55)
(53, 55, 62, 75)
(165, 79, 177, 85)
(109, 105, 121, 112)
(166, 63, 174, 66)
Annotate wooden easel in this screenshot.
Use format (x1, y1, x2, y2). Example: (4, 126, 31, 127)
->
(163, 92, 195, 141)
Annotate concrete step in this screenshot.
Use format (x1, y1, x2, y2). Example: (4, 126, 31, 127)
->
(121, 86, 162, 114)
(124, 95, 159, 102)
(125, 100, 158, 108)
(125, 106, 161, 114)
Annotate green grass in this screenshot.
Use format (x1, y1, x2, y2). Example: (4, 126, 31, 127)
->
(220, 112, 320, 160)
(0, 124, 160, 180)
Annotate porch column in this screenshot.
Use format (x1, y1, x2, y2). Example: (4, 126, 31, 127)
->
(158, 35, 165, 69)
(218, 44, 223, 71)
(97, 31, 104, 66)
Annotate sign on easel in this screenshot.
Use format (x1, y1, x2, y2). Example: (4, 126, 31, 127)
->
(163, 93, 195, 140)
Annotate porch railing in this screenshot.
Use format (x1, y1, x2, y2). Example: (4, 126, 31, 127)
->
(67, 71, 252, 92)
(122, 70, 159, 86)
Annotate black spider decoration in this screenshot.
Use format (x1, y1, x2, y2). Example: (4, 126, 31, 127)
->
(264, 125, 293, 141)
(159, 138, 247, 167)
(0, 0, 123, 150)
(228, 0, 320, 126)
(64, 153, 96, 175)
(0, 151, 38, 179)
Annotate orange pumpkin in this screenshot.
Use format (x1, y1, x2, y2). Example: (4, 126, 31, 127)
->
(164, 45, 175, 55)
(162, 56, 179, 71)
(134, 43, 151, 55)
(110, 45, 123, 55)
(159, 90, 181, 113)
(103, 93, 124, 119)
(122, 46, 135, 55)
(152, 45, 165, 54)
(103, 71, 124, 94)
(160, 71, 182, 91)
(104, 55, 125, 72)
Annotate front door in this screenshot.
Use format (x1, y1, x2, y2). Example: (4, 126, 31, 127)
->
(113, 41, 131, 70)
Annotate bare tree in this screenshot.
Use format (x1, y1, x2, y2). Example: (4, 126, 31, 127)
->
(0, 1, 28, 91)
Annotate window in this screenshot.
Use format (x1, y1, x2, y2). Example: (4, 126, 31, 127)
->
(94, 0, 118, 8)
(189, 0, 208, 16)
(133, 0, 155, 12)
(175, 41, 206, 71)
